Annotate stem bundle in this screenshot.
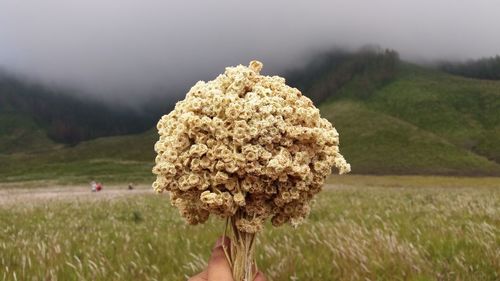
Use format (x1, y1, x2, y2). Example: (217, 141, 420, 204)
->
(227, 213, 257, 281)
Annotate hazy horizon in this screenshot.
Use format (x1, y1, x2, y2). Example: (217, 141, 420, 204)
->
(1, 0, 499, 104)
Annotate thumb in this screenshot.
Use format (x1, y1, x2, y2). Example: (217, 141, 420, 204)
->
(207, 237, 233, 281)
(253, 271, 267, 281)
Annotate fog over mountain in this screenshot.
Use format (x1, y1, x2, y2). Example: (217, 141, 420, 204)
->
(1, 0, 499, 104)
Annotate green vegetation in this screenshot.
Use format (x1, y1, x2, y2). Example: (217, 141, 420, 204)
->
(1, 49, 500, 181)
(321, 100, 500, 175)
(366, 65, 500, 162)
(0, 130, 156, 184)
(0, 113, 56, 153)
(0, 71, 157, 144)
(286, 47, 399, 104)
(440, 55, 500, 80)
(319, 63, 500, 175)
(1, 177, 499, 280)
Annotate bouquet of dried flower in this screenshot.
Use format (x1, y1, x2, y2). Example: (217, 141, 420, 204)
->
(153, 61, 350, 281)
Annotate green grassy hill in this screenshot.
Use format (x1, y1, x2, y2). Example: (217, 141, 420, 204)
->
(323, 101, 500, 175)
(0, 129, 157, 183)
(0, 70, 159, 184)
(1, 52, 500, 183)
(368, 65, 500, 163)
(0, 113, 57, 153)
(0, 71, 157, 145)
(321, 63, 500, 175)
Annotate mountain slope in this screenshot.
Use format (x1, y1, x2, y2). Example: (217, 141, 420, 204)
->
(286, 48, 399, 104)
(1, 50, 500, 182)
(316, 62, 500, 175)
(321, 100, 500, 175)
(0, 112, 57, 153)
(364, 64, 500, 164)
(0, 70, 156, 146)
(0, 130, 157, 183)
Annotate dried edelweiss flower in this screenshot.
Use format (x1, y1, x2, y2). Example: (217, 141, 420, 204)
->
(153, 60, 350, 231)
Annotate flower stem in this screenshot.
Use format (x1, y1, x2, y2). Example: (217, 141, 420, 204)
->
(229, 213, 256, 281)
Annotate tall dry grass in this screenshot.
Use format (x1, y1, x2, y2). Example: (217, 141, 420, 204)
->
(0, 178, 499, 280)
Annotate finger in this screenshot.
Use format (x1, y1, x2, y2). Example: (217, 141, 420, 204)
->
(221, 235, 232, 257)
(207, 237, 233, 281)
(213, 235, 231, 256)
(253, 271, 267, 281)
(188, 270, 208, 281)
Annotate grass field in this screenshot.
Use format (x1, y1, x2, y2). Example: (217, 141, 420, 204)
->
(1, 176, 498, 281)
(0, 130, 156, 184)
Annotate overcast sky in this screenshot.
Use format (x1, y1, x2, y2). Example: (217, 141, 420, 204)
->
(1, 0, 499, 104)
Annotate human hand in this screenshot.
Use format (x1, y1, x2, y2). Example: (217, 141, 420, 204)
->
(189, 237, 266, 281)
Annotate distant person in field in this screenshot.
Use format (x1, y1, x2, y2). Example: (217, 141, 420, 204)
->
(96, 182, 103, 192)
(90, 181, 97, 192)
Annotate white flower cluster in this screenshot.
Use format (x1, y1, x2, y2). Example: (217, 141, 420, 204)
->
(153, 61, 350, 232)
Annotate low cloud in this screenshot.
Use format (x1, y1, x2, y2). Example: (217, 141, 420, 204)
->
(1, 0, 499, 104)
